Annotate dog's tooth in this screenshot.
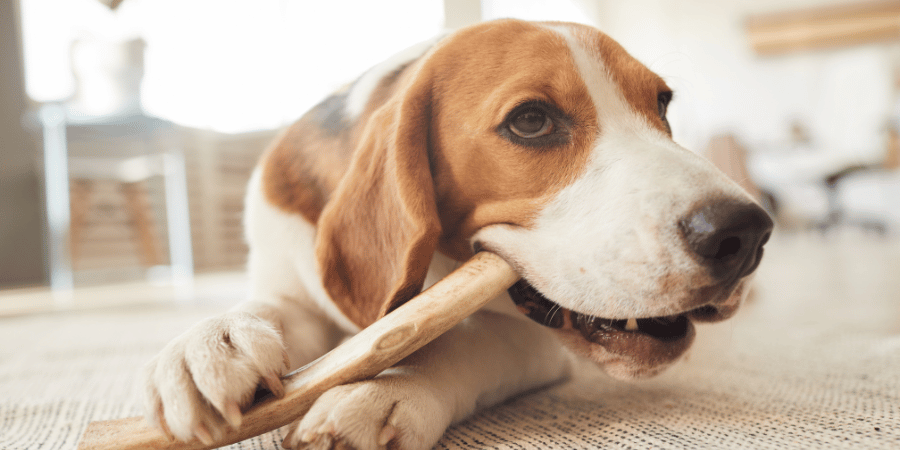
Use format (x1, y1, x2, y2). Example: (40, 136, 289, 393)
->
(625, 318, 639, 331)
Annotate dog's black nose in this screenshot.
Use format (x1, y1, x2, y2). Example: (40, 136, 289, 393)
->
(680, 200, 774, 282)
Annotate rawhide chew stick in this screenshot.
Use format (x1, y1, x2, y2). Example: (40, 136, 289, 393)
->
(77, 251, 518, 450)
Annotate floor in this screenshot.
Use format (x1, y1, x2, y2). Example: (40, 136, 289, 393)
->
(0, 271, 247, 317)
(743, 229, 900, 335)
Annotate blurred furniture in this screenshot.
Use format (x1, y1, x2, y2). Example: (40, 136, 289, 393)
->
(704, 134, 769, 207)
(33, 31, 196, 293)
(178, 128, 276, 272)
(817, 126, 900, 233)
(68, 155, 173, 270)
(746, 1, 900, 56)
(39, 106, 193, 293)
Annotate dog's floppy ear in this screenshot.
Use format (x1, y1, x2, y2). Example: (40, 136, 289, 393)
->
(314, 66, 441, 328)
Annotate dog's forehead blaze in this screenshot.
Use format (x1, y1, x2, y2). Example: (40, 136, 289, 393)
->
(568, 24, 672, 134)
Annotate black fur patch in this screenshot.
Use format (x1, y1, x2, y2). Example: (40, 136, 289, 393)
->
(309, 92, 350, 136)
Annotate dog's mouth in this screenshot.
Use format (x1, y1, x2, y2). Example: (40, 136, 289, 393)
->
(508, 280, 694, 341)
(508, 279, 702, 377)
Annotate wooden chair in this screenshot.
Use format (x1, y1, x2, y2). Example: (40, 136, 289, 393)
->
(38, 107, 193, 291)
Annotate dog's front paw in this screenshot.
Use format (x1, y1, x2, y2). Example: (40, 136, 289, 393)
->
(282, 375, 452, 450)
(141, 311, 289, 445)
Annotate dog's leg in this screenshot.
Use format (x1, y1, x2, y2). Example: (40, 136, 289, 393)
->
(141, 172, 350, 445)
(140, 244, 348, 445)
(281, 310, 570, 450)
(238, 246, 350, 373)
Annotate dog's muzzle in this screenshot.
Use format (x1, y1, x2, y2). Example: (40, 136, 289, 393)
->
(504, 198, 774, 378)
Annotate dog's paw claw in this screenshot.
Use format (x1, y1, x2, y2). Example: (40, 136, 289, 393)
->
(281, 427, 297, 449)
(283, 429, 336, 450)
(377, 424, 398, 446)
(193, 423, 215, 446)
(263, 369, 286, 398)
(222, 400, 243, 428)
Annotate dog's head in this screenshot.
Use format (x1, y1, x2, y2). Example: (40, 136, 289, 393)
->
(315, 19, 773, 379)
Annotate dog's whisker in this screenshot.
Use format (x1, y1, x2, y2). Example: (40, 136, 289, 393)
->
(545, 303, 564, 328)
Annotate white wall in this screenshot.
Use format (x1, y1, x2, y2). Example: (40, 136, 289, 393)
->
(588, 0, 897, 163)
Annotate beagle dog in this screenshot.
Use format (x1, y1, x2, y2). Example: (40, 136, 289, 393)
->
(142, 19, 773, 450)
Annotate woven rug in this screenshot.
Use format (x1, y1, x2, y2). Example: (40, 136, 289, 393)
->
(1, 234, 898, 449)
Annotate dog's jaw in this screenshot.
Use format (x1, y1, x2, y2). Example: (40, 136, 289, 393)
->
(508, 277, 696, 379)
(474, 200, 764, 379)
(504, 277, 758, 380)
(553, 325, 695, 379)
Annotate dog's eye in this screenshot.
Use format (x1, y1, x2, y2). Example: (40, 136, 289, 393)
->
(509, 108, 553, 139)
(498, 101, 571, 148)
(657, 91, 672, 120)
(657, 91, 673, 133)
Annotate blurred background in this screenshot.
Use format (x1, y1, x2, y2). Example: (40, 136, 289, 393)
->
(2, 0, 899, 315)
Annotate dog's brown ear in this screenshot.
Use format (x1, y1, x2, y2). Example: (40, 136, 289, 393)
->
(314, 66, 441, 328)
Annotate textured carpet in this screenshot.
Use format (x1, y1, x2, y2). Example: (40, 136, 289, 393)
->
(1, 233, 898, 449)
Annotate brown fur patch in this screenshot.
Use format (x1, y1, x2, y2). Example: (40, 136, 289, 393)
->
(262, 67, 412, 222)
(261, 124, 350, 223)
(314, 62, 441, 327)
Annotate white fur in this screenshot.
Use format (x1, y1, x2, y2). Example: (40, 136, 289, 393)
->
(345, 36, 444, 120)
(243, 167, 360, 334)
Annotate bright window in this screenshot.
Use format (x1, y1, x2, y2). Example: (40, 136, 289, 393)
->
(481, 0, 594, 25)
(21, 0, 444, 133)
